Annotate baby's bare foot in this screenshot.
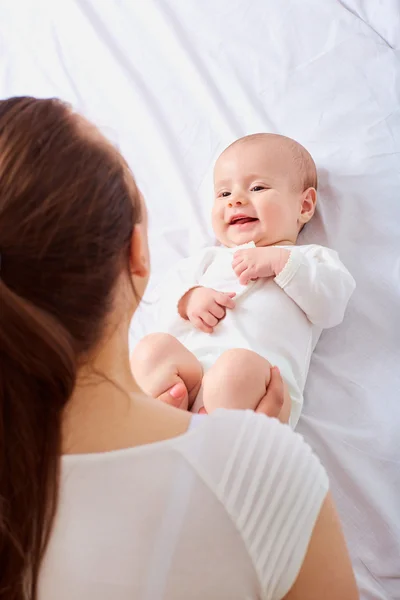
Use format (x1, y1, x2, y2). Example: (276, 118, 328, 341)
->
(157, 379, 189, 410)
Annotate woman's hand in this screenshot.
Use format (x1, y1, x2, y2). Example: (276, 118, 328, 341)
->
(255, 366, 285, 419)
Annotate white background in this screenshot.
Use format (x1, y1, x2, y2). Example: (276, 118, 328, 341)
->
(1, 1, 399, 597)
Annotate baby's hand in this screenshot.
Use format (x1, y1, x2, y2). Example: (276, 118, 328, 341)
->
(179, 287, 236, 333)
(232, 247, 290, 285)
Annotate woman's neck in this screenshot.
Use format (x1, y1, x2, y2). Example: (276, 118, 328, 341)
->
(62, 322, 139, 453)
(61, 323, 191, 455)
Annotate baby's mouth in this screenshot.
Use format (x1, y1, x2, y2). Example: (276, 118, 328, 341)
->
(229, 215, 258, 226)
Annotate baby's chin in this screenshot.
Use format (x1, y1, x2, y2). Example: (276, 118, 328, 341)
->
(217, 233, 256, 248)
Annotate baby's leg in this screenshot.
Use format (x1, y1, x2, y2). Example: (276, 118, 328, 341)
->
(131, 333, 202, 410)
(202, 349, 270, 413)
(202, 348, 290, 423)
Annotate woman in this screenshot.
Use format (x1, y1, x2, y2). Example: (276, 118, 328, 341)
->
(0, 96, 358, 600)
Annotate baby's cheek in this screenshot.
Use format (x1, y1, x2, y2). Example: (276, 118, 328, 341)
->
(211, 211, 225, 236)
(260, 202, 283, 226)
(211, 207, 221, 224)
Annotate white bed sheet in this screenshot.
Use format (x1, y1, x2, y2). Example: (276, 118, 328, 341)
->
(1, 1, 399, 597)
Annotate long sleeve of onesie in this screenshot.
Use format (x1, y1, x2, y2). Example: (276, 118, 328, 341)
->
(274, 245, 356, 328)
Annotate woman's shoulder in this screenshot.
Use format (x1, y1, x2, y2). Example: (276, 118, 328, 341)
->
(172, 410, 328, 494)
(179, 408, 314, 457)
(173, 410, 329, 598)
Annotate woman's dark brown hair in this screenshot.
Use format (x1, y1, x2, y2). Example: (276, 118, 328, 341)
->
(0, 97, 141, 599)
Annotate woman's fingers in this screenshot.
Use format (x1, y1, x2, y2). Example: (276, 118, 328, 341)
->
(255, 366, 285, 418)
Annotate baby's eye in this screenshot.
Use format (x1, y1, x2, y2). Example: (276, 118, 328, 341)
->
(220, 191, 231, 197)
(251, 185, 266, 192)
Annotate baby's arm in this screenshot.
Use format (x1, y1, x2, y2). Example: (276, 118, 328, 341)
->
(155, 247, 236, 334)
(154, 247, 217, 331)
(178, 287, 236, 333)
(232, 245, 355, 328)
(274, 245, 356, 328)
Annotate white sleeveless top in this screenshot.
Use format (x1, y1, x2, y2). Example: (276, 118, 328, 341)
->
(39, 410, 328, 600)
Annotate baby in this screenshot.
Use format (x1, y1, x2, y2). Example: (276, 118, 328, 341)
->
(132, 133, 356, 427)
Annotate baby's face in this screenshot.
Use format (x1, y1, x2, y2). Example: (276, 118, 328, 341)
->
(212, 139, 311, 247)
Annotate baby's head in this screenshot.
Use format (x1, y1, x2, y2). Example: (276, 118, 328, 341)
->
(212, 133, 317, 247)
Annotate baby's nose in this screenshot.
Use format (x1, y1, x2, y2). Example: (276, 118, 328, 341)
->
(227, 197, 247, 208)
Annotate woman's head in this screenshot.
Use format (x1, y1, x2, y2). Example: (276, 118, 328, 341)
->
(0, 96, 148, 599)
(0, 97, 149, 349)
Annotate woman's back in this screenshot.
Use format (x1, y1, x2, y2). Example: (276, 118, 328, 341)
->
(39, 411, 328, 600)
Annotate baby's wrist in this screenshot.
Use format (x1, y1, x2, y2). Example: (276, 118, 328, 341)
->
(272, 248, 291, 276)
(177, 286, 200, 319)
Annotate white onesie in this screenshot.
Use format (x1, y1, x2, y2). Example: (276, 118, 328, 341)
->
(155, 243, 356, 427)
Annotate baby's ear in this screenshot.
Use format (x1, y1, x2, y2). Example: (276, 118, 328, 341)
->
(299, 187, 317, 225)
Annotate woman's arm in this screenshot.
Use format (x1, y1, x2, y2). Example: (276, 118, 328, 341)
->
(284, 493, 359, 600)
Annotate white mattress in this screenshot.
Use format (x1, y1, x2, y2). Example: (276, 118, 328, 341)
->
(1, 1, 399, 597)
